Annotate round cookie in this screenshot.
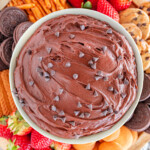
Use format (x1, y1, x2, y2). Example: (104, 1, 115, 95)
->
(145, 97, 150, 105)
(0, 32, 6, 43)
(0, 7, 28, 37)
(13, 21, 32, 44)
(139, 2, 150, 20)
(0, 57, 8, 71)
(122, 23, 142, 40)
(141, 53, 150, 71)
(125, 103, 150, 132)
(140, 74, 150, 101)
(145, 127, 150, 134)
(120, 8, 150, 40)
(137, 40, 150, 54)
(0, 37, 13, 66)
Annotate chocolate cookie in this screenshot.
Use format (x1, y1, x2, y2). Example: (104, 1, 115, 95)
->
(13, 21, 32, 44)
(125, 103, 150, 132)
(12, 42, 16, 52)
(0, 57, 8, 71)
(145, 97, 150, 105)
(0, 37, 13, 66)
(0, 7, 28, 37)
(145, 126, 150, 134)
(0, 32, 6, 43)
(140, 73, 150, 101)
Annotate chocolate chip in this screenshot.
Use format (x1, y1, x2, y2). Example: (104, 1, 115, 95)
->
(50, 70, 55, 76)
(102, 110, 108, 116)
(44, 72, 50, 78)
(121, 93, 126, 99)
(124, 78, 129, 85)
(59, 110, 65, 116)
(73, 74, 78, 80)
(138, 11, 142, 14)
(94, 91, 98, 97)
(79, 52, 85, 58)
(95, 76, 102, 81)
(93, 57, 99, 62)
(54, 96, 60, 101)
(108, 86, 113, 92)
(61, 117, 66, 123)
(29, 81, 34, 86)
(19, 99, 25, 106)
(48, 63, 53, 68)
(55, 32, 60, 37)
(80, 25, 85, 31)
(28, 50, 32, 55)
(107, 107, 113, 113)
(97, 71, 102, 76)
(142, 23, 146, 26)
(69, 34, 75, 39)
(132, 17, 137, 21)
(39, 57, 43, 62)
(51, 105, 56, 111)
(139, 6, 144, 9)
(65, 62, 71, 67)
(130, 32, 135, 36)
(85, 112, 90, 118)
(114, 110, 118, 114)
(85, 83, 90, 90)
(147, 8, 150, 11)
(77, 102, 82, 108)
(36, 66, 42, 72)
(91, 63, 96, 69)
(74, 110, 80, 116)
(79, 113, 84, 118)
(69, 121, 75, 126)
(59, 88, 64, 94)
(113, 89, 118, 95)
(87, 104, 92, 110)
(106, 28, 112, 34)
(118, 74, 123, 79)
(103, 76, 108, 81)
(53, 115, 58, 121)
(137, 23, 141, 27)
(39, 72, 44, 77)
(117, 55, 122, 61)
(88, 60, 94, 65)
(47, 48, 52, 54)
(145, 56, 150, 61)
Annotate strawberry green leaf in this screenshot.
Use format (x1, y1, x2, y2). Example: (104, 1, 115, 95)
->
(0, 116, 8, 125)
(7, 139, 20, 150)
(82, 1, 92, 9)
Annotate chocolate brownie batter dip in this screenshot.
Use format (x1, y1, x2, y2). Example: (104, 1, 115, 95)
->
(14, 15, 137, 139)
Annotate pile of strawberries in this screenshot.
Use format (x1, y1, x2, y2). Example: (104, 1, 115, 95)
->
(0, 111, 71, 150)
(68, 0, 132, 22)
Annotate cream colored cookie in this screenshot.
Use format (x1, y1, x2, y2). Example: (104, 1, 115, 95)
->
(141, 52, 150, 70)
(122, 23, 142, 40)
(139, 2, 150, 19)
(132, 0, 148, 7)
(146, 67, 150, 73)
(137, 40, 150, 54)
(120, 8, 150, 40)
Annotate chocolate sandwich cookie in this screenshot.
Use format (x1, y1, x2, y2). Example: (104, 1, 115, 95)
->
(0, 32, 6, 43)
(125, 103, 150, 132)
(12, 42, 16, 52)
(0, 57, 8, 71)
(140, 73, 150, 101)
(13, 21, 32, 44)
(0, 7, 28, 37)
(145, 127, 150, 134)
(0, 37, 13, 66)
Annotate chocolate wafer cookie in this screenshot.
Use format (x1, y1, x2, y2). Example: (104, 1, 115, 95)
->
(0, 37, 13, 66)
(140, 73, 150, 101)
(13, 21, 32, 44)
(0, 7, 28, 37)
(0, 32, 5, 43)
(0, 58, 8, 71)
(125, 103, 150, 132)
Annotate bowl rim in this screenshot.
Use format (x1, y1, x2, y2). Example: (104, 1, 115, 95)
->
(9, 8, 143, 144)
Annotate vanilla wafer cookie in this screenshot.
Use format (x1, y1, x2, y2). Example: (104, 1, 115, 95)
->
(120, 8, 150, 40)
(0, 72, 12, 115)
(137, 40, 150, 54)
(139, 2, 150, 20)
(1, 70, 16, 112)
(141, 53, 150, 71)
(122, 23, 142, 40)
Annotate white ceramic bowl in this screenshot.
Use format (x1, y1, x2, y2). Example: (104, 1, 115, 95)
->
(9, 8, 143, 144)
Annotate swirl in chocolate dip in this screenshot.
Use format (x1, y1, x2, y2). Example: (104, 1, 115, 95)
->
(14, 15, 137, 139)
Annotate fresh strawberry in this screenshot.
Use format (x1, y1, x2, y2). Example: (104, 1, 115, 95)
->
(68, 0, 84, 8)
(31, 130, 52, 149)
(110, 0, 132, 11)
(97, 0, 119, 22)
(0, 116, 12, 139)
(35, 148, 52, 150)
(7, 111, 32, 136)
(50, 141, 71, 150)
(7, 135, 33, 150)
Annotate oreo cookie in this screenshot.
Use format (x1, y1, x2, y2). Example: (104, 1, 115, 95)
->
(125, 103, 150, 132)
(145, 98, 150, 106)
(145, 127, 150, 134)
(0, 37, 13, 66)
(0, 32, 6, 43)
(13, 21, 32, 44)
(0, 7, 28, 37)
(0, 57, 8, 71)
(140, 73, 150, 101)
